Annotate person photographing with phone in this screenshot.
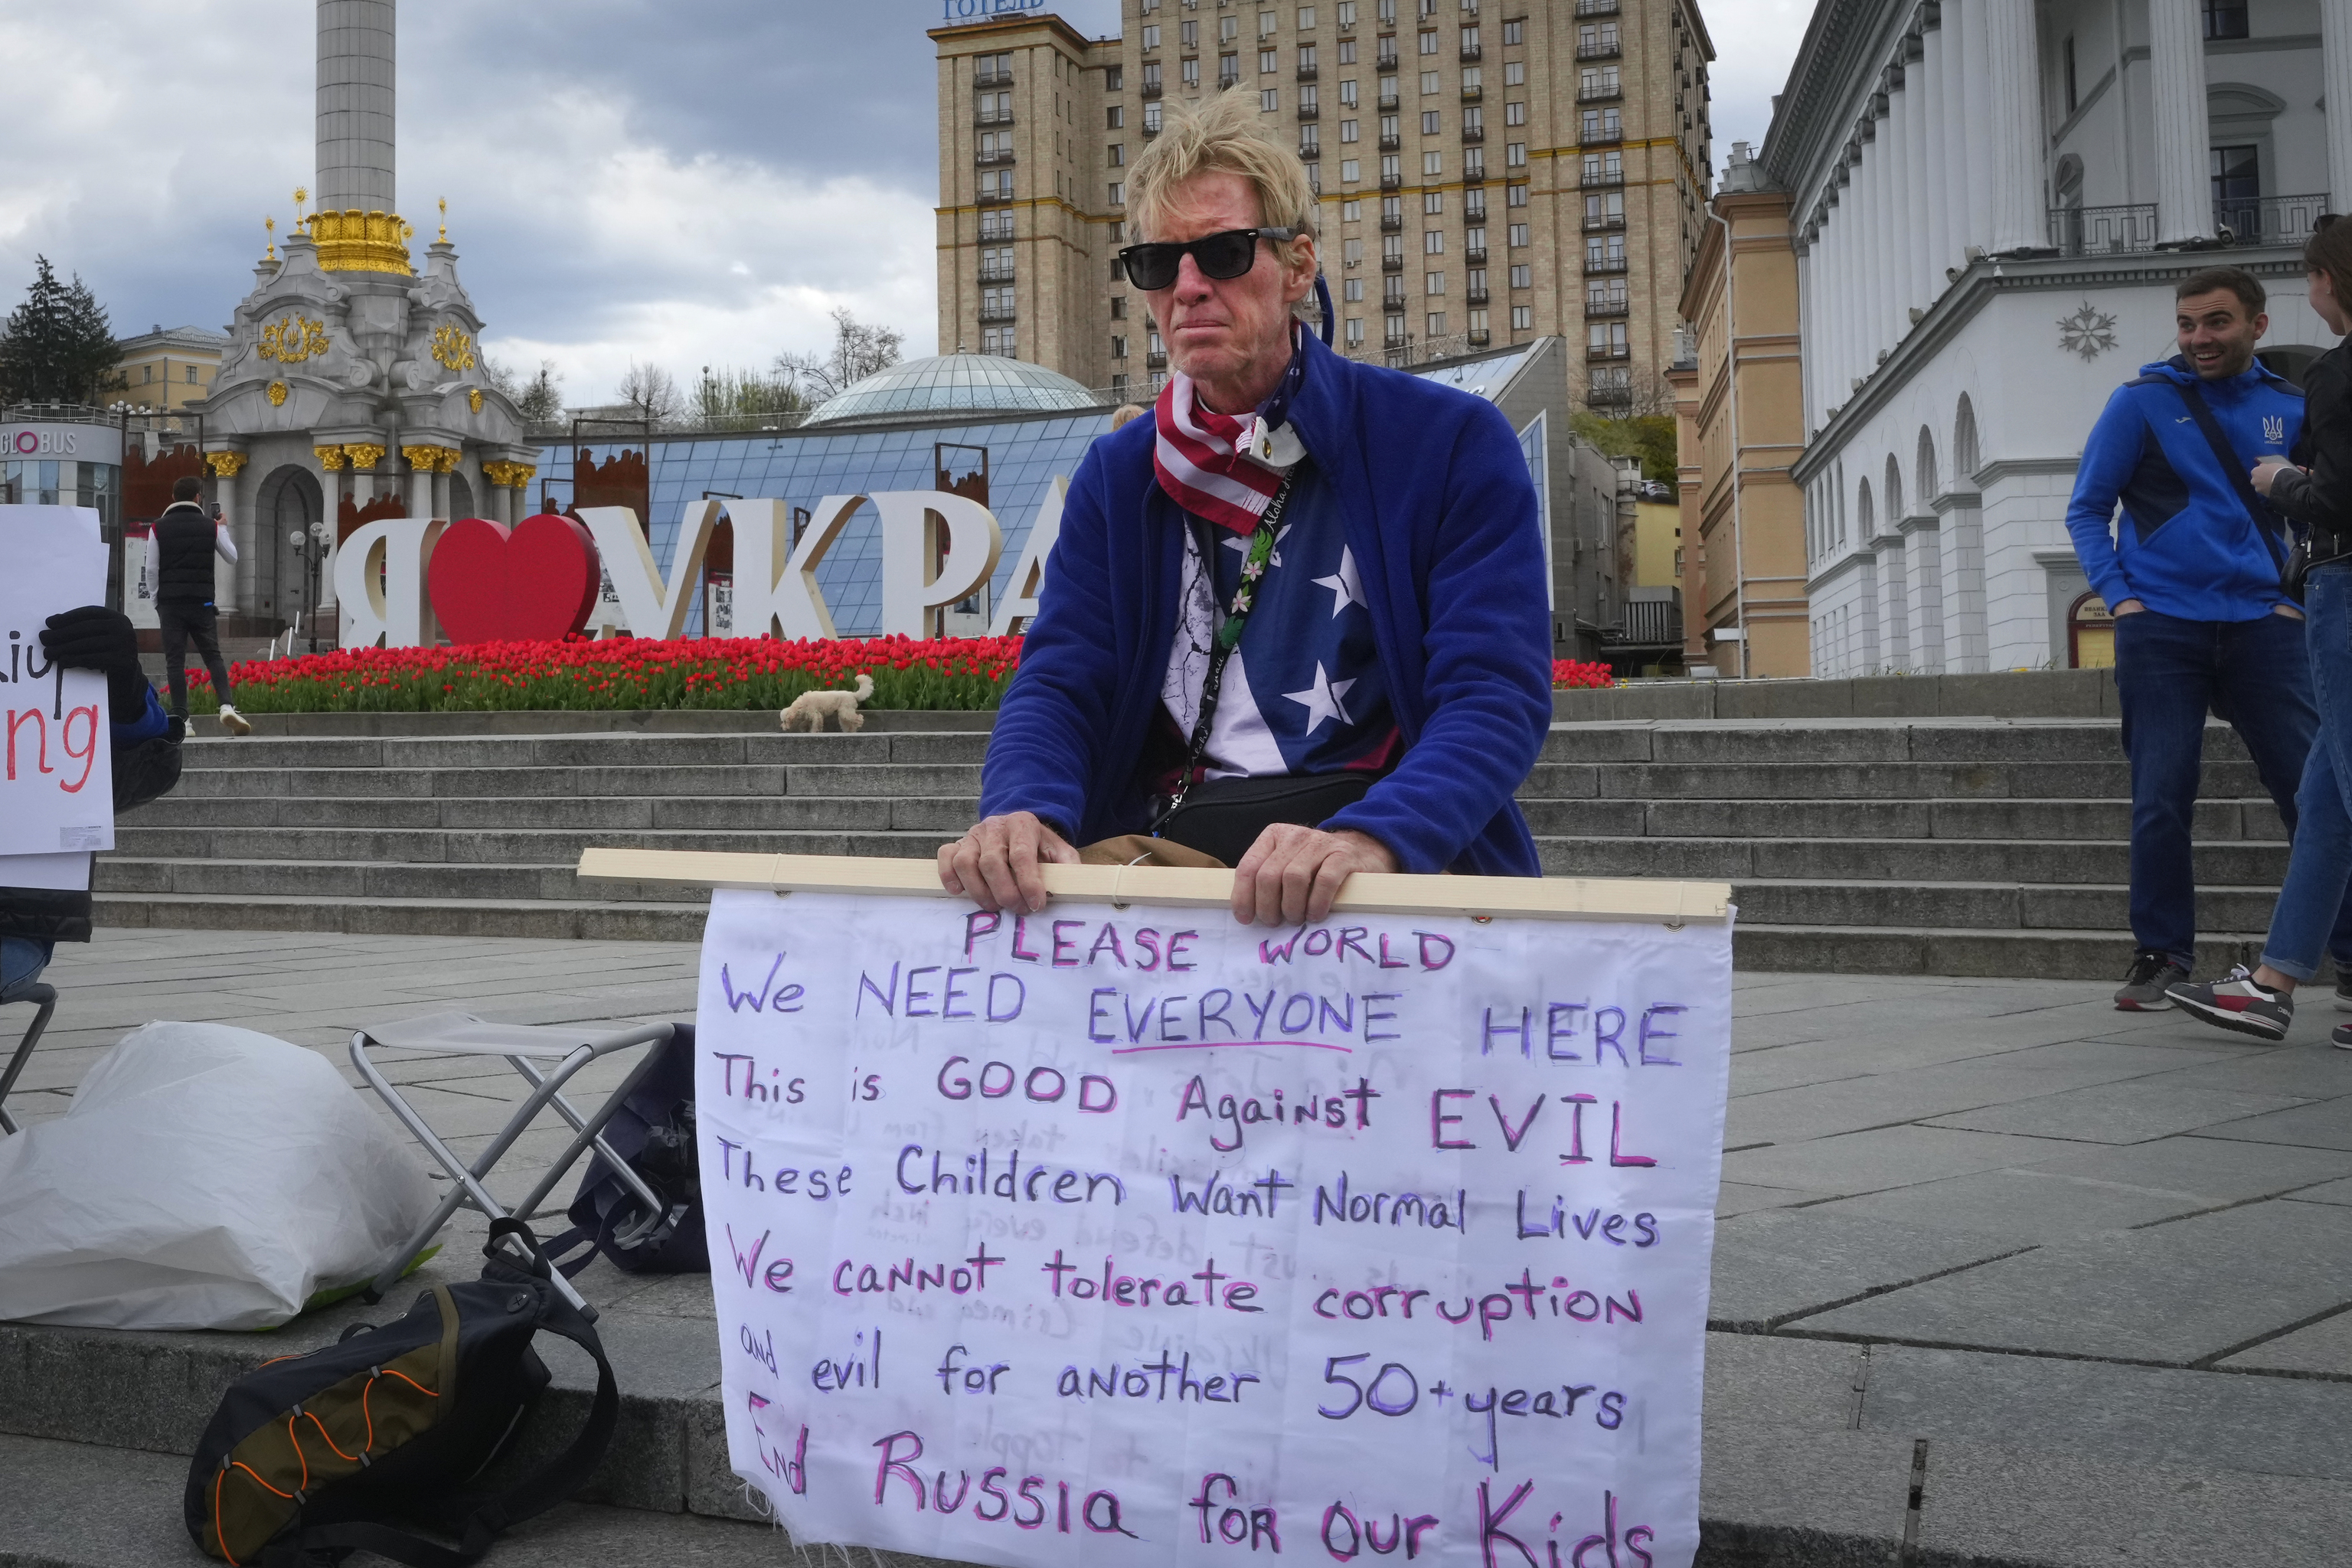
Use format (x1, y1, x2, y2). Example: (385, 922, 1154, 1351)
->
(147, 474, 250, 736)
(936, 90, 1552, 929)
(2169, 220, 2352, 1042)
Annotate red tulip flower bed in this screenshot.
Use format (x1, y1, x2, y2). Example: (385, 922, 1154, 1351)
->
(186, 637, 1615, 714)
(1553, 659, 1615, 689)
(189, 635, 1025, 714)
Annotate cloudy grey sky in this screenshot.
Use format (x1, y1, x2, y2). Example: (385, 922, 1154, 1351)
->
(0, 1, 1805, 407)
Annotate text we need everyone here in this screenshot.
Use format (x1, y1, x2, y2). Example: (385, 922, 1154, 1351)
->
(694, 884, 1730, 1568)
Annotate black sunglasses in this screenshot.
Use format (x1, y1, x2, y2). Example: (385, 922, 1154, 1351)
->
(1118, 227, 1299, 290)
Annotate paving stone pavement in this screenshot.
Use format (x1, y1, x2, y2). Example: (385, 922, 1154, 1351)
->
(11, 930, 2352, 1565)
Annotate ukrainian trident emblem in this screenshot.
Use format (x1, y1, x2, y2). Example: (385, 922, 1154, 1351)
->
(2264, 414, 2287, 448)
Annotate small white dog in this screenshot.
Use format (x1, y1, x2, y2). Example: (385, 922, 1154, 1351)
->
(779, 672, 875, 733)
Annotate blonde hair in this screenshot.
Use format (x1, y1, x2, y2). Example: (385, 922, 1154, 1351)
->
(1127, 89, 1318, 272)
(1108, 403, 1148, 429)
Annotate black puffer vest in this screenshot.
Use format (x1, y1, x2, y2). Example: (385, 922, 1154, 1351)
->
(153, 503, 218, 605)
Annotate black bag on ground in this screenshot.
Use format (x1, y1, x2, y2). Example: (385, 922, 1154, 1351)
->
(545, 1022, 707, 1278)
(185, 1220, 616, 1567)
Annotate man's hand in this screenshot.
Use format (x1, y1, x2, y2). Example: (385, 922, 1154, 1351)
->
(939, 812, 1080, 914)
(1230, 825, 1398, 927)
(40, 605, 151, 722)
(2253, 459, 2301, 497)
(2112, 598, 2146, 616)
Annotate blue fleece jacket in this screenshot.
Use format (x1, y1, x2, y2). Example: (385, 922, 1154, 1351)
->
(978, 330, 1553, 877)
(2064, 354, 2305, 621)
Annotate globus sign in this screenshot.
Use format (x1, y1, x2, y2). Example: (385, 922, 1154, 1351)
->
(2, 424, 125, 465)
(328, 485, 1067, 649)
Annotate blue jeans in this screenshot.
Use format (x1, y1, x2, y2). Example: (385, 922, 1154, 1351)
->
(2112, 604, 2352, 969)
(2263, 564, 2352, 980)
(0, 936, 52, 995)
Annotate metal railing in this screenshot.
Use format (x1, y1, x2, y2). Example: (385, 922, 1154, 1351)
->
(1579, 84, 1622, 103)
(1462, 126, 1485, 142)
(976, 189, 1014, 206)
(1581, 124, 1624, 145)
(2216, 192, 2331, 247)
(2047, 203, 2157, 256)
(1468, 328, 1491, 345)
(978, 305, 1018, 323)
(1147, 351, 1168, 369)
(1298, 64, 1319, 80)
(1587, 345, 1631, 361)
(1585, 299, 1628, 317)
(1575, 41, 1621, 60)
(973, 70, 1012, 88)
(1465, 247, 1488, 265)
(1575, 0, 1621, 13)
(1460, 44, 1482, 61)
(1585, 256, 1628, 274)
(1298, 102, 1320, 119)
(1382, 256, 1405, 272)
(977, 264, 1014, 283)
(1609, 599, 1681, 647)
(975, 150, 1016, 166)
(975, 109, 1014, 126)
(1582, 169, 1624, 188)
(1142, 82, 1164, 98)
(1467, 287, 1491, 305)
(1380, 214, 1403, 231)
(1379, 134, 1401, 151)
(1461, 84, 1482, 100)
(1583, 213, 1627, 231)
(1380, 173, 1403, 190)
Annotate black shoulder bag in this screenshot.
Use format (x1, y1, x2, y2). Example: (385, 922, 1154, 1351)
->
(1149, 475, 1380, 867)
(2175, 380, 2309, 603)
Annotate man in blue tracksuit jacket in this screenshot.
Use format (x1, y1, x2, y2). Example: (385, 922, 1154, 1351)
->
(2065, 265, 2352, 1008)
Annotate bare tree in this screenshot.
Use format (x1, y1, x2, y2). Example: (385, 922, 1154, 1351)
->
(773, 308, 904, 403)
(614, 361, 683, 427)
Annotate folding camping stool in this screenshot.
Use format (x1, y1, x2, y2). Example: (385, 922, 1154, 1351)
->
(0, 974, 59, 1136)
(351, 1012, 678, 1312)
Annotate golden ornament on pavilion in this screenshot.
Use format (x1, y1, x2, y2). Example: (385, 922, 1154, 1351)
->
(258, 314, 331, 364)
(430, 324, 476, 371)
(267, 381, 289, 407)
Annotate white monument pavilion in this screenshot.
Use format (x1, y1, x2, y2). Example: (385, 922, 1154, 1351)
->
(196, 0, 537, 626)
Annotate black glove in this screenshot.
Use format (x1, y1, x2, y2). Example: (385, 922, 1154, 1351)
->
(41, 605, 152, 724)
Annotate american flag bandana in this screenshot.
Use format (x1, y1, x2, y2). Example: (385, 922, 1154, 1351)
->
(1150, 325, 1306, 535)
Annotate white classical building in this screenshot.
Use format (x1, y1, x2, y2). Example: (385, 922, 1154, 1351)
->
(1762, 0, 2352, 675)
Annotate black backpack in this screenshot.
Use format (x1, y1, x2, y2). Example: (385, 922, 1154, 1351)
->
(185, 1220, 616, 1567)
(546, 1024, 707, 1279)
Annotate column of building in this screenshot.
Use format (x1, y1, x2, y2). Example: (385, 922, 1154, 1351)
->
(1982, 0, 2044, 252)
(2329, 0, 2352, 209)
(1900, 37, 1932, 326)
(1922, 13, 1958, 306)
(2148, 0, 2214, 244)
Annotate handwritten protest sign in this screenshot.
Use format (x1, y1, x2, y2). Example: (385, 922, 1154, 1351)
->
(691, 870, 1730, 1568)
(0, 506, 114, 860)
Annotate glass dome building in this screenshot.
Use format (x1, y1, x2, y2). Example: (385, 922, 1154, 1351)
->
(801, 351, 1105, 428)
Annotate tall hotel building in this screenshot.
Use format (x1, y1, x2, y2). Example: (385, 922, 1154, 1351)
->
(932, 0, 1714, 408)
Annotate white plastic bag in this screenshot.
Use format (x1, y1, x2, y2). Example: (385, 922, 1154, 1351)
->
(0, 1021, 434, 1330)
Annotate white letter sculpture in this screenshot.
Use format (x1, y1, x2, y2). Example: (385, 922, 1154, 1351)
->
(332, 518, 445, 649)
(873, 490, 1003, 638)
(578, 502, 718, 639)
(988, 475, 1066, 635)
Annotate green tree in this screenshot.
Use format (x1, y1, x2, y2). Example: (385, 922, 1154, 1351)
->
(0, 256, 122, 405)
(1570, 409, 1679, 490)
(516, 360, 564, 424)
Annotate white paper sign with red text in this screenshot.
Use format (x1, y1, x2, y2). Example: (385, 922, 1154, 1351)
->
(696, 885, 1730, 1568)
(0, 506, 114, 858)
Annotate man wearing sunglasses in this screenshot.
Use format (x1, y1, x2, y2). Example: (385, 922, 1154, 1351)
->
(939, 91, 1553, 928)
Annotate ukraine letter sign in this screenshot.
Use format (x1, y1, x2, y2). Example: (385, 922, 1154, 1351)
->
(694, 874, 1732, 1568)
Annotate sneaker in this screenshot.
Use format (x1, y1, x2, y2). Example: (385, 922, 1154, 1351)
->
(217, 704, 252, 737)
(2114, 950, 2190, 1011)
(2167, 964, 2293, 1040)
(2335, 974, 2352, 1014)
(2334, 1022, 2352, 1050)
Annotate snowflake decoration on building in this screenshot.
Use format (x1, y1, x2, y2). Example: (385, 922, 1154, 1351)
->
(2057, 300, 2118, 362)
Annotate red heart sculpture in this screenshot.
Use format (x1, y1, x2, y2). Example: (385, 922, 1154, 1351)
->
(427, 514, 602, 645)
